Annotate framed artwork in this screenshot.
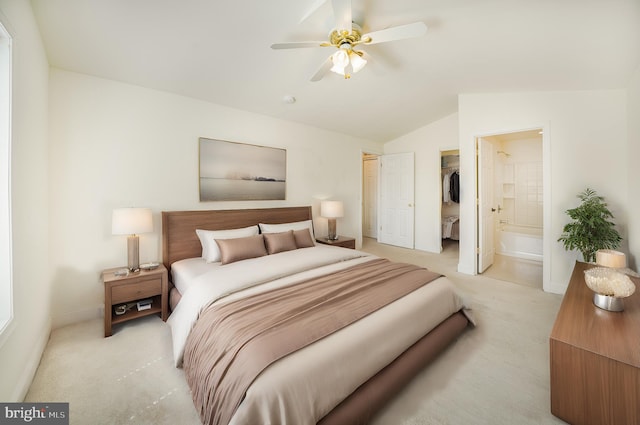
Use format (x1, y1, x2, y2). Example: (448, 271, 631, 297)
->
(199, 138, 286, 201)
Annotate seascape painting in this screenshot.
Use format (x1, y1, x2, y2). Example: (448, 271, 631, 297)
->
(199, 138, 286, 201)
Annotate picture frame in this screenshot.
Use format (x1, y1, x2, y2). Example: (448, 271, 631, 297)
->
(199, 138, 287, 201)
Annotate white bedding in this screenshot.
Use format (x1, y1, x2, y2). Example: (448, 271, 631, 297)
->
(170, 257, 218, 295)
(167, 245, 472, 424)
(168, 244, 371, 366)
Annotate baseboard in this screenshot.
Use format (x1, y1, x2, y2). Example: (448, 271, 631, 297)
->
(414, 243, 441, 254)
(544, 280, 568, 295)
(52, 305, 102, 330)
(0, 318, 16, 351)
(13, 316, 51, 401)
(457, 261, 476, 275)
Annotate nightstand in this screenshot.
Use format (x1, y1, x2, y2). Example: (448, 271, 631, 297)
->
(102, 264, 168, 337)
(315, 235, 356, 249)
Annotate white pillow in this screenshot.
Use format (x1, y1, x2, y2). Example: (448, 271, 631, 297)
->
(195, 225, 259, 263)
(259, 220, 315, 244)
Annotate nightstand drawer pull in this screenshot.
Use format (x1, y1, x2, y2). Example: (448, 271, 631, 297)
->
(112, 278, 162, 304)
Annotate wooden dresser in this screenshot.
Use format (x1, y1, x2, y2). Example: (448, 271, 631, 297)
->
(549, 261, 640, 425)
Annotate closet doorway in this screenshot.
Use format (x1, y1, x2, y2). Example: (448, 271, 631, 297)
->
(362, 153, 379, 239)
(441, 150, 460, 253)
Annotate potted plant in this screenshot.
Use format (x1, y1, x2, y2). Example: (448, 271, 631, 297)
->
(558, 188, 622, 263)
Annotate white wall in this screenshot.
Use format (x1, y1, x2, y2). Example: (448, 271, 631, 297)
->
(627, 65, 640, 271)
(48, 69, 382, 328)
(458, 91, 628, 293)
(384, 113, 459, 253)
(0, 0, 50, 401)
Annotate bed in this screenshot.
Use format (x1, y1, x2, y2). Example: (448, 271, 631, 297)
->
(162, 206, 473, 425)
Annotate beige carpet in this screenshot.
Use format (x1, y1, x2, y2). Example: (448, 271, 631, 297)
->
(25, 239, 566, 424)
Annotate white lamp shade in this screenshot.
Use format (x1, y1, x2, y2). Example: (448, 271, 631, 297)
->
(112, 208, 153, 235)
(321, 201, 344, 218)
(350, 52, 367, 73)
(330, 50, 348, 75)
(330, 49, 367, 76)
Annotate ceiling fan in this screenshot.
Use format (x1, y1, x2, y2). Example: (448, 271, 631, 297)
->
(270, 0, 427, 81)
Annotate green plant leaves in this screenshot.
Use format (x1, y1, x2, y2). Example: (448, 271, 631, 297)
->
(557, 188, 622, 263)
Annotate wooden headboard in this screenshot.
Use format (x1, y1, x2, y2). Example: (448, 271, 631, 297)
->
(161, 206, 313, 273)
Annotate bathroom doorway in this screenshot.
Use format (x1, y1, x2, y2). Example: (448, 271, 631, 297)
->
(477, 129, 544, 287)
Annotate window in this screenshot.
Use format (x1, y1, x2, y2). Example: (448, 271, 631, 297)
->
(0, 20, 13, 336)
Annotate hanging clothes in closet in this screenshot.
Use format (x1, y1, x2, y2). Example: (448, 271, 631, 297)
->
(443, 170, 452, 203)
(443, 169, 460, 204)
(449, 170, 460, 203)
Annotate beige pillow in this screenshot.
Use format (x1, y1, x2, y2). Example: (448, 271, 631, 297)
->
(259, 220, 315, 244)
(195, 226, 259, 263)
(293, 228, 315, 248)
(263, 230, 298, 255)
(216, 234, 267, 265)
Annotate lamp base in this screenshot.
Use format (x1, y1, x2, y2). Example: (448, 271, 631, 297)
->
(127, 235, 140, 272)
(327, 218, 338, 240)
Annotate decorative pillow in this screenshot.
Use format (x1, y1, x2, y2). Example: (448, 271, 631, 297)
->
(293, 228, 315, 248)
(259, 220, 315, 244)
(263, 230, 298, 255)
(195, 225, 259, 263)
(216, 234, 267, 265)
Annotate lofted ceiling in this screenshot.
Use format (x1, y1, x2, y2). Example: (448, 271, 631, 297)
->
(30, 0, 640, 143)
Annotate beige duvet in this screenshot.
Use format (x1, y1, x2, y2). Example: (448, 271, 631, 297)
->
(167, 245, 471, 425)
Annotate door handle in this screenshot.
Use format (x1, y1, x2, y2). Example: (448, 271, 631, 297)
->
(408, 203, 413, 207)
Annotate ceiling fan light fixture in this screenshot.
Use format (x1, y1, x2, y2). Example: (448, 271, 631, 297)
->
(271, 5, 427, 82)
(330, 46, 366, 78)
(331, 49, 350, 70)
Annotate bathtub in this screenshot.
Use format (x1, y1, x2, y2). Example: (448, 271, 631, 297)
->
(496, 224, 543, 262)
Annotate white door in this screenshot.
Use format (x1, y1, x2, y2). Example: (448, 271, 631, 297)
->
(478, 138, 495, 273)
(378, 152, 414, 249)
(363, 157, 378, 238)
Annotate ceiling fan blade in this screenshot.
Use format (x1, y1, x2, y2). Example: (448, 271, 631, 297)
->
(310, 56, 334, 82)
(300, 0, 328, 23)
(361, 22, 427, 45)
(359, 50, 373, 63)
(356, 49, 394, 75)
(332, 0, 352, 32)
(271, 41, 329, 50)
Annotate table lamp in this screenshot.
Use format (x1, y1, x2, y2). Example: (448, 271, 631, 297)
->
(112, 207, 153, 272)
(321, 201, 344, 241)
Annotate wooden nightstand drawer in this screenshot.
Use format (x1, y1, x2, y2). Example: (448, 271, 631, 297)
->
(111, 277, 161, 304)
